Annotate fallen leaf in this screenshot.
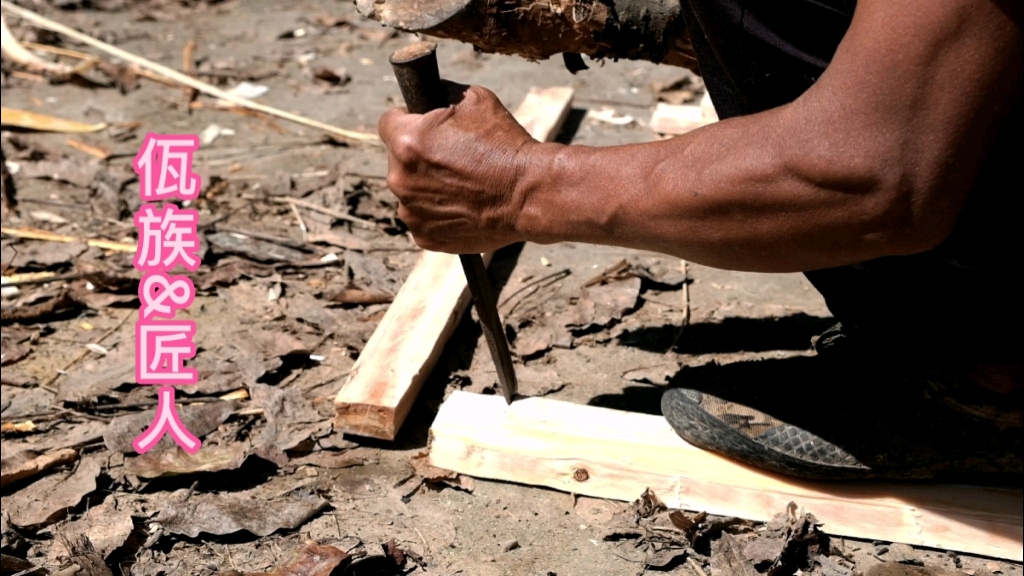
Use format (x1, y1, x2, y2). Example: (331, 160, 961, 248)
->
(0, 340, 32, 366)
(288, 450, 365, 469)
(50, 495, 134, 560)
(712, 533, 759, 576)
(5, 239, 88, 268)
(305, 229, 371, 251)
(516, 366, 567, 397)
(742, 505, 828, 574)
(57, 344, 135, 403)
(0, 447, 78, 487)
(54, 532, 113, 576)
(125, 442, 251, 478)
(324, 286, 393, 305)
(5, 454, 103, 529)
(21, 158, 102, 188)
(622, 362, 682, 386)
(104, 400, 237, 453)
(225, 542, 351, 576)
(250, 383, 330, 465)
(193, 260, 273, 290)
(409, 452, 474, 493)
(153, 487, 327, 538)
(207, 231, 308, 263)
(567, 276, 641, 332)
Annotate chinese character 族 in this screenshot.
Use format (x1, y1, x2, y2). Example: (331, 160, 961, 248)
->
(133, 133, 202, 201)
(133, 203, 201, 272)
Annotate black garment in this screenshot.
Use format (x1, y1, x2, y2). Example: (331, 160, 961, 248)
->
(679, 0, 1022, 363)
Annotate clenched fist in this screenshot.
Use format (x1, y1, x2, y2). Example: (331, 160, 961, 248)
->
(378, 83, 538, 254)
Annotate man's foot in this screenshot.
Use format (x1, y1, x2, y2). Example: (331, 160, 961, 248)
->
(659, 336, 1022, 483)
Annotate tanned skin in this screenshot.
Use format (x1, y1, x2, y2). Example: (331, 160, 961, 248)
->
(378, 0, 1022, 274)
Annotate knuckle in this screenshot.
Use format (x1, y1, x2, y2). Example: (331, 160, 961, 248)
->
(391, 133, 421, 165)
(385, 171, 407, 196)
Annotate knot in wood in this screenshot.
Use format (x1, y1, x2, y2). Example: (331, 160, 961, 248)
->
(572, 467, 590, 482)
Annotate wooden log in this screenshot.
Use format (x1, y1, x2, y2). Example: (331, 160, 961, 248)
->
(334, 87, 575, 440)
(356, 0, 698, 70)
(429, 391, 1024, 561)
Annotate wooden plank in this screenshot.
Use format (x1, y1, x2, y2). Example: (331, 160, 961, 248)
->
(649, 100, 716, 135)
(429, 391, 1024, 561)
(334, 87, 575, 440)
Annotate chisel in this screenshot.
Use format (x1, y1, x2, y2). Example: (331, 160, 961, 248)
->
(388, 41, 519, 404)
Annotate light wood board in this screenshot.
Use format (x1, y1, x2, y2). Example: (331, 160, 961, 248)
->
(650, 95, 718, 135)
(429, 391, 1023, 561)
(334, 87, 575, 440)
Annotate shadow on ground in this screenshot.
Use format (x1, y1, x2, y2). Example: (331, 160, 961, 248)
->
(617, 312, 836, 354)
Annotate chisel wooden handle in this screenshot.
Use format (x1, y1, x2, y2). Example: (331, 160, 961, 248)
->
(388, 41, 519, 404)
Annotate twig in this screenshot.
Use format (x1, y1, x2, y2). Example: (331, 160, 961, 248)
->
(181, 38, 197, 103)
(0, 2, 379, 144)
(687, 557, 709, 576)
(666, 260, 690, 354)
(2, 271, 82, 287)
(583, 259, 631, 287)
(1, 107, 107, 133)
(1, 226, 136, 252)
(289, 199, 308, 242)
(10, 562, 45, 576)
(499, 268, 570, 308)
(268, 196, 379, 230)
(1, 14, 86, 77)
(65, 138, 111, 160)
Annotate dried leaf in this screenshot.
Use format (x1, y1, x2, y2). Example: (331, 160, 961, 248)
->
(154, 487, 327, 538)
(0, 447, 78, 487)
(230, 542, 351, 576)
(193, 260, 274, 290)
(50, 495, 134, 560)
(566, 276, 641, 332)
(21, 158, 101, 188)
(0, 340, 32, 366)
(125, 442, 251, 478)
(57, 344, 135, 403)
(5, 240, 88, 268)
(250, 383, 330, 464)
(104, 400, 237, 453)
(409, 452, 475, 493)
(622, 362, 682, 386)
(5, 454, 103, 529)
(712, 533, 759, 576)
(207, 231, 308, 263)
(288, 450, 365, 469)
(304, 230, 371, 252)
(324, 286, 393, 305)
(55, 533, 113, 576)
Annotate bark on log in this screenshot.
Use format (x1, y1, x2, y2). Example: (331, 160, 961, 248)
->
(356, 0, 698, 70)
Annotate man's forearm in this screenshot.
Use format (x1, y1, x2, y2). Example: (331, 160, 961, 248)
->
(513, 109, 900, 273)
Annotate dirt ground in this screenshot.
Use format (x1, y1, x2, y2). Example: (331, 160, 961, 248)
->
(1, 1, 1021, 575)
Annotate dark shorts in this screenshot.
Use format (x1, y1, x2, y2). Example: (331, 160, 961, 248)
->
(679, 0, 1023, 368)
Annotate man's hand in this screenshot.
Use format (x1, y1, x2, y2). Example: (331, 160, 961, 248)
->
(378, 83, 536, 254)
